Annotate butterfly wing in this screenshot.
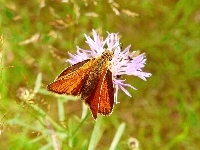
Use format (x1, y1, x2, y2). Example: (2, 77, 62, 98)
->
(81, 68, 114, 119)
(47, 59, 94, 95)
(81, 66, 108, 119)
(98, 69, 114, 116)
(55, 59, 90, 80)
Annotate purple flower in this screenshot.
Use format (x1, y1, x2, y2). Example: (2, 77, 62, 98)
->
(67, 29, 152, 103)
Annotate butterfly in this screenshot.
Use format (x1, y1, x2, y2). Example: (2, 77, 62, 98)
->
(47, 49, 114, 119)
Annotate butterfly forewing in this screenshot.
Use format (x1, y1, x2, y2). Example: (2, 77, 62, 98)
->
(47, 59, 95, 95)
(83, 68, 108, 119)
(55, 59, 90, 80)
(98, 70, 114, 116)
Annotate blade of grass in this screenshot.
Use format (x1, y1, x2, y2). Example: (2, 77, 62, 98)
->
(21, 97, 65, 133)
(39, 143, 52, 150)
(57, 98, 65, 125)
(109, 122, 126, 150)
(67, 114, 89, 148)
(88, 116, 103, 150)
(81, 102, 88, 120)
(70, 113, 89, 138)
(33, 73, 42, 94)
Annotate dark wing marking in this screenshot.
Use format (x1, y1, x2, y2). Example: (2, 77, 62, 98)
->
(55, 59, 90, 80)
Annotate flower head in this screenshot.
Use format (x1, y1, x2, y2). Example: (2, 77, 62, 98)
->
(67, 29, 151, 103)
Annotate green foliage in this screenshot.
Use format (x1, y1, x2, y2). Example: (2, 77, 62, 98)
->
(1, 0, 200, 149)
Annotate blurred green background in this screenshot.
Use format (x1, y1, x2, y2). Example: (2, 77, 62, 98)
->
(1, 0, 200, 149)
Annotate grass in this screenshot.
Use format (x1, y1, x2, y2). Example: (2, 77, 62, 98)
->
(1, 0, 200, 149)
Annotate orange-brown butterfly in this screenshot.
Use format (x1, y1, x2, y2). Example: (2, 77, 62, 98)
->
(47, 49, 114, 119)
